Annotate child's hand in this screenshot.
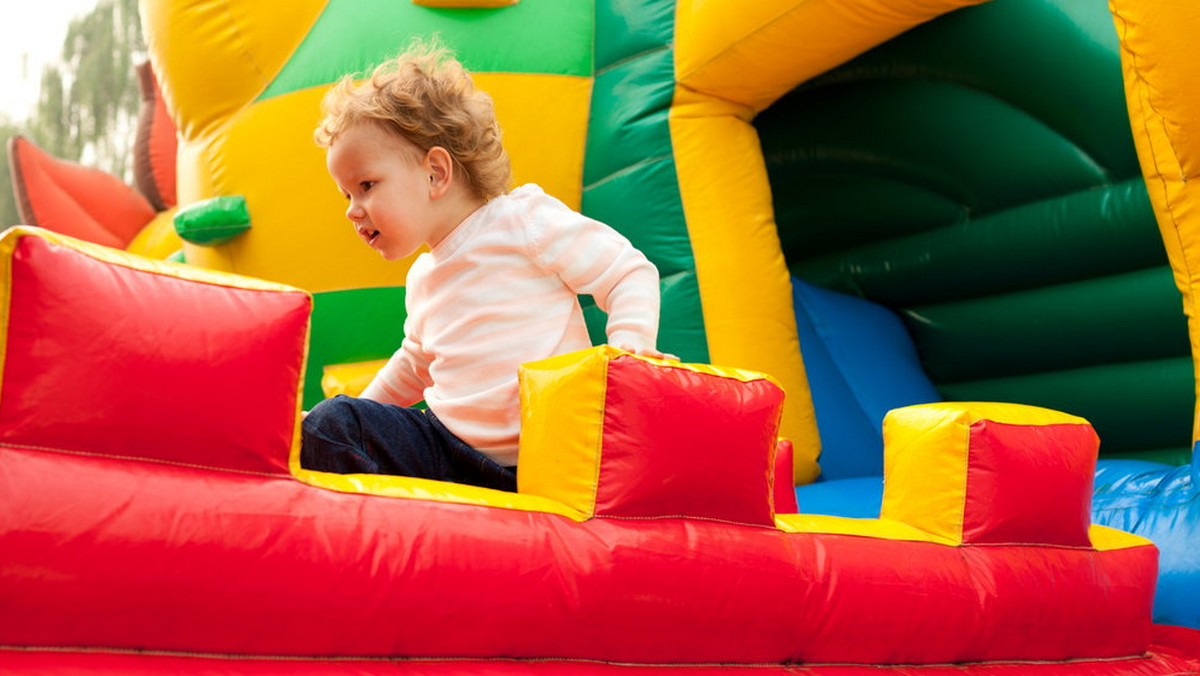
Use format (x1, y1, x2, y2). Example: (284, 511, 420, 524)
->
(612, 343, 679, 362)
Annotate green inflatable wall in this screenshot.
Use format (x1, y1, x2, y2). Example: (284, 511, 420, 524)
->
(756, 0, 1192, 464)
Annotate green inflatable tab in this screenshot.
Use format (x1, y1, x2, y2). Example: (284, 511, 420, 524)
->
(174, 195, 252, 246)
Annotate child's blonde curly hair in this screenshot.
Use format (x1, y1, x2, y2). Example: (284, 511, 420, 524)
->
(315, 41, 512, 200)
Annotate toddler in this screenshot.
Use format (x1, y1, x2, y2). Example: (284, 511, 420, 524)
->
(301, 43, 671, 492)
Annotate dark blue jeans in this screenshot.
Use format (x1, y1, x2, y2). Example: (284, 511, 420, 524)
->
(300, 395, 517, 492)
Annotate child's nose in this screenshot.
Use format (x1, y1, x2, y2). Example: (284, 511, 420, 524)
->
(346, 202, 365, 222)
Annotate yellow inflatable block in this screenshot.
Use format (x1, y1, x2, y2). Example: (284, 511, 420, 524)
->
(881, 402, 1096, 546)
(321, 359, 388, 398)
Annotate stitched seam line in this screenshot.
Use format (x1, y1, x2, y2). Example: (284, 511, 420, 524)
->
(0, 441, 285, 479)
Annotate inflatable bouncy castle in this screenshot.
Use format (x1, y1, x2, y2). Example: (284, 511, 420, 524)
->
(3, 223, 1200, 673)
(6, 0, 1200, 672)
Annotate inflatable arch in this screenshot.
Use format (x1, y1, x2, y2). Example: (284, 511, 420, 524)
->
(5, 0, 1200, 671)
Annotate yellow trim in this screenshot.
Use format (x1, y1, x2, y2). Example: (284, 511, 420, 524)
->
(291, 467, 585, 521)
(294, 347, 789, 516)
(901, 401, 1091, 427)
(0, 226, 304, 294)
(0, 227, 16, 418)
(290, 304, 313, 482)
(775, 516, 1154, 552)
(668, 84, 821, 485)
(631, 348, 784, 387)
(775, 514, 956, 546)
(289, 341, 584, 521)
(1089, 524, 1154, 551)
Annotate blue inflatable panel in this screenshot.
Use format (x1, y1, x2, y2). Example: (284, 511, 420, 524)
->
(795, 476, 883, 519)
(792, 279, 942, 480)
(1093, 458, 1200, 629)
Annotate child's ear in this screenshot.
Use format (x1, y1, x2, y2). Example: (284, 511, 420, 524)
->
(425, 147, 454, 198)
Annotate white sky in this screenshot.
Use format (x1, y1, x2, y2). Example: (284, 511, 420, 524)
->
(0, 0, 103, 123)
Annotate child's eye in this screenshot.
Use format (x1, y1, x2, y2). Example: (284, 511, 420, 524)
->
(361, 181, 376, 192)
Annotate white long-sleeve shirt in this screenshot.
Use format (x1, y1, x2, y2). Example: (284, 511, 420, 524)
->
(361, 184, 660, 466)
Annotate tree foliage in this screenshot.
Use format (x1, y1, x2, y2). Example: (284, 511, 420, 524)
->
(2, 0, 146, 228)
(35, 0, 145, 179)
(0, 118, 23, 228)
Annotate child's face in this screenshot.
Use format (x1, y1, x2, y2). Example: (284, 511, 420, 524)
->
(326, 122, 439, 261)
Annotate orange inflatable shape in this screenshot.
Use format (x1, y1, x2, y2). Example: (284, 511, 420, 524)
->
(7, 136, 155, 249)
(6, 61, 179, 256)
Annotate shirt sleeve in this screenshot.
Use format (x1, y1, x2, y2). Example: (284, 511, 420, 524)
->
(360, 307, 432, 406)
(525, 192, 661, 351)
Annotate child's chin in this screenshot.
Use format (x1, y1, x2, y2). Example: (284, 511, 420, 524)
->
(378, 248, 413, 261)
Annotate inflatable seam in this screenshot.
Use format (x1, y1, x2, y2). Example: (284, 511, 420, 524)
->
(597, 513, 781, 530)
(0, 441, 288, 480)
(0, 645, 1158, 668)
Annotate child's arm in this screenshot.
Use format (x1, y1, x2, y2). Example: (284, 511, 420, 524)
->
(595, 263, 676, 360)
(529, 195, 673, 359)
(360, 334, 432, 406)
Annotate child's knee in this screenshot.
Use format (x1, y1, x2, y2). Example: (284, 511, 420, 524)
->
(304, 395, 358, 431)
(300, 396, 375, 472)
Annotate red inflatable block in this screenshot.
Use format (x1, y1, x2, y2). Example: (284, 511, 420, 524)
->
(883, 403, 1099, 547)
(597, 354, 783, 524)
(964, 420, 1098, 546)
(0, 227, 310, 474)
(518, 347, 785, 525)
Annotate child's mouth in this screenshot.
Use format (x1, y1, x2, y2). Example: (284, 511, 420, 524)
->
(358, 228, 380, 245)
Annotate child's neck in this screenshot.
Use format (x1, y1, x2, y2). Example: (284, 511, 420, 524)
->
(428, 187, 487, 250)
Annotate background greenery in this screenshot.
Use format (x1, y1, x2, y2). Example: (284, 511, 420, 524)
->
(1, 0, 144, 228)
